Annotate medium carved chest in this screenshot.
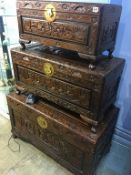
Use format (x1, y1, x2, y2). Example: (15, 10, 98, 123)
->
(17, 1, 122, 60)
(11, 45, 125, 129)
(7, 92, 119, 175)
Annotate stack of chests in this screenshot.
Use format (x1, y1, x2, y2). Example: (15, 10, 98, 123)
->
(7, 1, 125, 175)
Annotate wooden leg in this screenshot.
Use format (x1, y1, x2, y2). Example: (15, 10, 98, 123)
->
(80, 114, 98, 133)
(15, 89, 21, 95)
(15, 88, 21, 95)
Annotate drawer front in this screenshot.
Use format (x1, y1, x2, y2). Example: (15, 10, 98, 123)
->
(22, 17, 90, 45)
(17, 65, 91, 109)
(8, 98, 85, 171)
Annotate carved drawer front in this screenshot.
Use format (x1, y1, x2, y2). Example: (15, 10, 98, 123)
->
(22, 17, 90, 45)
(14, 113, 84, 170)
(17, 65, 91, 109)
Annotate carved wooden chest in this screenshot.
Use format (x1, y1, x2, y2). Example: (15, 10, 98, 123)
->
(17, 1, 122, 60)
(7, 92, 119, 175)
(11, 45, 125, 130)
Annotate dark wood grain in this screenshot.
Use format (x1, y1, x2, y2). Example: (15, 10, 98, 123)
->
(16, 1, 122, 60)
(7, 92, 119, 175)
(11, 45, 125, 127)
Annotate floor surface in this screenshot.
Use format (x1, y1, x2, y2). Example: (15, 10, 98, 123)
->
(0, 115, 131, 175)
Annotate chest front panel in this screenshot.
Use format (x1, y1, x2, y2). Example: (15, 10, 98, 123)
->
(17, 1, 122, 57)
(17, 1, 101, 55)
(17, 65, 91, 109)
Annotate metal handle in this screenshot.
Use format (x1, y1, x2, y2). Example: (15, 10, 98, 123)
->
(43, 63, 54, 76)
(44, 4, 56, 22)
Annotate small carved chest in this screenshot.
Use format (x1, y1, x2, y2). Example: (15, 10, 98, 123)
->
(17, 1, 122, 60)
(11, 45, 125, 128)
(7, 92, 119, 175)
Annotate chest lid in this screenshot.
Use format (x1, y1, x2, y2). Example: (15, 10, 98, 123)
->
(17, 1, 102, 15)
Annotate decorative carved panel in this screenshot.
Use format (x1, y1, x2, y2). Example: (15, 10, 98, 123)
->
(13, 110, 84, 170)
(23, 18, 90, 45)
(17, 65, 91, 108)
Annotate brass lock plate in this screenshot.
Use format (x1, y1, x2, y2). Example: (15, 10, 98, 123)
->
(37, 116, 48, 129)
(43, 63, 54, 76)
(44, 4, 56, 22)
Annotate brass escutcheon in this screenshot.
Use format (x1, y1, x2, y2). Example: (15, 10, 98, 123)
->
(43, 63, 54, 76)
(44, 4, 56, 22)
(37, 116, 48, 129)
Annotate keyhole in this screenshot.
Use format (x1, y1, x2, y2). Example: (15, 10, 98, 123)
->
(47, 8, 54, 17)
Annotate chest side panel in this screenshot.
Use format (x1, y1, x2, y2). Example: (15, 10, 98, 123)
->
(97, 5, 122, 54)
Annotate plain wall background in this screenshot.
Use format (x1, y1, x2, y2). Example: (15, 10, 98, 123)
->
(110, 0, 131, 146)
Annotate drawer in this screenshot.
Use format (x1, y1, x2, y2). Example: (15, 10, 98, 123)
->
(17, 65, 91, 109)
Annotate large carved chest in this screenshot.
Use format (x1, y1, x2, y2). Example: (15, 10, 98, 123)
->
(7, 92, 119, 175)
(11, 45, 125, 128)
(17, 1, 122, 59)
